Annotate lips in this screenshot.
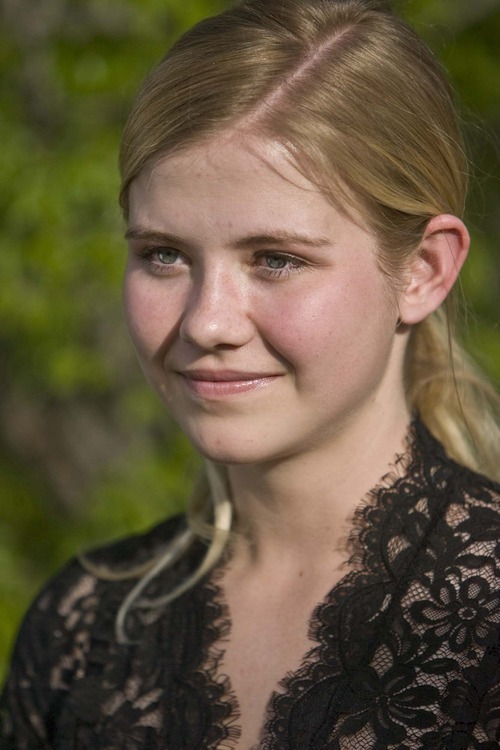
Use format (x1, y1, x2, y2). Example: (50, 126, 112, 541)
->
(176, 369, 282, 398)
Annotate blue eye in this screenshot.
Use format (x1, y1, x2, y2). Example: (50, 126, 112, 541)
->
(254, 251, 307, 279)
(135, 246, 187, 276)
(157, 249, 179, 264)
(265, 254, 289, 269)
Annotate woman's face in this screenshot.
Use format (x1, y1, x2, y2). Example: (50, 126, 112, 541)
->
(124, 136, 408, 465)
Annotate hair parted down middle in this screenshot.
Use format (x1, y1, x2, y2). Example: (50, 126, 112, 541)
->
(98, 0, 500, 637)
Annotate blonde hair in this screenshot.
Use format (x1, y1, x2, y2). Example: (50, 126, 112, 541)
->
(111, 0, 500, 636)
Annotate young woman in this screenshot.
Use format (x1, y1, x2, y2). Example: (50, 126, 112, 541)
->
(1, 0, 499, 747)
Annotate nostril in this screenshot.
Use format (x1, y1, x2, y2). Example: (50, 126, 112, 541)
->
(178, 287, 253, 350)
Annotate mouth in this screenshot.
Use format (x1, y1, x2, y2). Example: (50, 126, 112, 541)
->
(176, 369, 283, 398)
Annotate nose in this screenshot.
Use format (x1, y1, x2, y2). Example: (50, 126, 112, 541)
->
(179, 266, 254, 350)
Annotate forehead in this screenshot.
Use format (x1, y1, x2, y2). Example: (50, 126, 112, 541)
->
(131, 136, 317, 203)
(128, 134, 370, 243)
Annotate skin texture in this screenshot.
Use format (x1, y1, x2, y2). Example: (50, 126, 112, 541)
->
(124, 136, 411, 469)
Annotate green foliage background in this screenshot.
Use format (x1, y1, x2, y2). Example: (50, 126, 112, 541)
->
(0, 0, 498, 679)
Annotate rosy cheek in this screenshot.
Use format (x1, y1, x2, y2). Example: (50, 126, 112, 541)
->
(254, 289, 337, 359)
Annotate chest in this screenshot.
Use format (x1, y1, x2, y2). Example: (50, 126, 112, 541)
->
(220, 590, 324, 748)
(57, 565, 500, 750)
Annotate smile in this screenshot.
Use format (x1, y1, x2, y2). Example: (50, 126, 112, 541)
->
(177, 370, 282, 398)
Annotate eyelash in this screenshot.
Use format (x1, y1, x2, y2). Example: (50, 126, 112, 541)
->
(255, 252, 307, 279)
(135, 247, 184, 275)
(135, 247, 308, 279)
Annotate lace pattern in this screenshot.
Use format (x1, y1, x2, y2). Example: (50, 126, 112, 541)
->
(261, 423, 500, 748)
(1, 420, 499, 749)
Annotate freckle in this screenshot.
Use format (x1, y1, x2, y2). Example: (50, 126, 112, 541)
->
(298, 571, 304, 578)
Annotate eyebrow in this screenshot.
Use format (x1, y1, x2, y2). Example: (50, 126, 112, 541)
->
(125, 226, 332, 249)
(233, 231, 332, 249)
(125, 228, 186, 245)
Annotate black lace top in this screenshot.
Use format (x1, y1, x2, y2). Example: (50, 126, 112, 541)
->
(1, 421, 500, 749)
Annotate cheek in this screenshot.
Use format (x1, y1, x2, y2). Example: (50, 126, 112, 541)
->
(123, 273, 178, 359)
(123, 274, 151, 354)
(252, 286, 342, 366)
(254, 275, 396, 373)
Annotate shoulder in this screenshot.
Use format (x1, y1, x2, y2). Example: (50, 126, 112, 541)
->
(422, 449, 500, 585)
(84, 512, 188, 571)
(406, 420, 500, 569)
(0, 514, 188, 746)
(3, 514, 188, 687)
(414, 418, 500, 510)
(20, 512, 188, 635)
(446, 463, 500, 548)
(429, 436, 500, 532)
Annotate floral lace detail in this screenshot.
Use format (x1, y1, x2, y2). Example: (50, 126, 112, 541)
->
(1, 420, 500, 750)
(0, 519, 241, 750)
(260, 421, 500, 749)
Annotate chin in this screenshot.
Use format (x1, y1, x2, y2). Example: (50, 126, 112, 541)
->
(185, 430, 274, 466)
(191, 442, 265, 466)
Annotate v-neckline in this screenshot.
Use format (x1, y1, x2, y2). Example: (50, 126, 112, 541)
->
(198, 561, 359, 749)
(193, 423, 425, 749)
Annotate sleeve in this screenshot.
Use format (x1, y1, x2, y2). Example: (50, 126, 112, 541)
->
(476, 627, 500, 745)
(0, 560, 97, 750)
(0, 515, 186, 749)
(460, 484, 500, 745)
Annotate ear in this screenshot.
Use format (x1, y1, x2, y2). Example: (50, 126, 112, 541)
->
(398, 214, 470, 325)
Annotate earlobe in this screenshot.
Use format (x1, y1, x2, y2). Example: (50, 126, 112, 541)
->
(398, 214, 470, 325)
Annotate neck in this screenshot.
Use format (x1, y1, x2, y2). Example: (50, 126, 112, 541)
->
(226, 402, 411, 569)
